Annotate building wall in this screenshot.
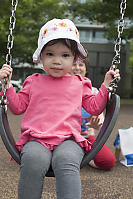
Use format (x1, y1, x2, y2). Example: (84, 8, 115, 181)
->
(81, 42, 131, 98)
(75, 22, 132, 98)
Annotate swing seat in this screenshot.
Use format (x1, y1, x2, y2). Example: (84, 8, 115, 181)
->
(0, 93, 120, 177)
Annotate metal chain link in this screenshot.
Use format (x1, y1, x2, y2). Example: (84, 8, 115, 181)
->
(6, 0, 18, 66)
(108, 0, 127, 93)
(0, 0, 18, 111)
(112, 0, 127, 65)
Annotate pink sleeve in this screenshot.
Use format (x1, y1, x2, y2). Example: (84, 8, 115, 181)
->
(82, 78, 108, 115)
(6, 76, 31, 115)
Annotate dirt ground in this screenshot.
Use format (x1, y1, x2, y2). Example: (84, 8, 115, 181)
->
(0, 104, 133, 199)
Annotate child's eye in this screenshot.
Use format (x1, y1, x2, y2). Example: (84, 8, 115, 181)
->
(46, 53, 53, 56)
(73, 63, 76, 67)
(79, 64, 84, 67)
(63, 53, 70, 57)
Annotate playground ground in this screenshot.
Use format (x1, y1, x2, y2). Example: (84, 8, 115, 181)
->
(0, 104, 133, 199)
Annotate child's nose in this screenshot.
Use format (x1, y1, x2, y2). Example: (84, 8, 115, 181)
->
(75, 64, 80, 70)
(53, 56, 61, 64)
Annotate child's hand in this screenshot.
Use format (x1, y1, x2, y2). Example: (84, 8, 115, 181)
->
(0, 64, 13, 87)
(86, 115, 103, 130)
(103, 65, 120, 88)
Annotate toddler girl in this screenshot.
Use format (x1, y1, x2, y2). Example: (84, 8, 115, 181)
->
(0, 18, 120, 199)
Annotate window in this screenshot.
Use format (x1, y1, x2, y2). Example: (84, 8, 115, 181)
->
(93, 30, 108, 43)
(79, 29, 109, 43)
(79, 30, 91, 42)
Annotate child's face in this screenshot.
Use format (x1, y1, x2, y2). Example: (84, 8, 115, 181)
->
(71, 61, 86, 77)
(41, 41, 75, 78)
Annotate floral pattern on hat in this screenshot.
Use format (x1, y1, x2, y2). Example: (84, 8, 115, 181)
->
(75, 28, 79, 37)
(68, 28, 73, 31)
(42, 21, 79, 39)
(43, 29, 48, 37)
(58, 22, 67, 27)
(52, 27, 58, 31)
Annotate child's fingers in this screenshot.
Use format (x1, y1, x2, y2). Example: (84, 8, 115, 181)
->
(94, 116, 100, 123)
(112, 69, 120, 81)
(104, 66, 120, 87)
(2, 64, 12, 72)
(110, 65, 116, 71)
(109, 66, 120, 75)
(114, 73, 120, 79)
(0, 69, 11, 77)
(0, 65, 12, 80)
(2, 64, 11, 68)
(108, 68, 120, 79)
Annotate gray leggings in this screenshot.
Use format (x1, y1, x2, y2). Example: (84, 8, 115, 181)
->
(18, 140, 85, 199)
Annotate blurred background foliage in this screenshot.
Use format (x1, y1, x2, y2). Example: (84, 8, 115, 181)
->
(0, 0, 133, 67)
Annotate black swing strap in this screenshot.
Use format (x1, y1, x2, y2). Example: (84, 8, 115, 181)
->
(0, 106, 20, 164)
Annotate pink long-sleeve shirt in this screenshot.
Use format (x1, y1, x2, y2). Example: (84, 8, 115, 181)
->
(5, 73, 108, 153)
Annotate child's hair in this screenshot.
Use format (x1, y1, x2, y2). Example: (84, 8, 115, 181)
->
(81, 56, 89, 66)
(82, 57, 90, 78)
(41, 38, 87, 61)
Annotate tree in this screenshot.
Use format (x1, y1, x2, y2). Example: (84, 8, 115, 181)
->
(67, 0, 133, 40)
(1, 0, 133, 66)
(67, 0, 133, 73)
(0, 0, 70, 66)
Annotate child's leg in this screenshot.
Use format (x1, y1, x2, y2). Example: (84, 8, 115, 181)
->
(18, 141, 52, 199)
(52, 139, 85, 199)
(87, 136, 116, 170)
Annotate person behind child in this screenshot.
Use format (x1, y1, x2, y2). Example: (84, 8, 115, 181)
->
(71, 60, 116, 170)
(0, 18, 120, 199)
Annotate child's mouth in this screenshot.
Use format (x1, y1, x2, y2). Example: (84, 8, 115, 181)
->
(52, 68, 62, 73)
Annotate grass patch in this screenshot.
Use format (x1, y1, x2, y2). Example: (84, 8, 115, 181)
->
(120, 99, 133, 105)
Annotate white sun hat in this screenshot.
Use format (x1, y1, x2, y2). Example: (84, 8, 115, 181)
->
(33, 18, 87, 63)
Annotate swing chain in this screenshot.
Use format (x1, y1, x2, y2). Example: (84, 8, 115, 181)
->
(112, 0, 126, 65)
(0, 0, 18, 111)
(108, 0, 126, 93)
(0, 84, 8, 112)
(6, 0, 18, 66)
